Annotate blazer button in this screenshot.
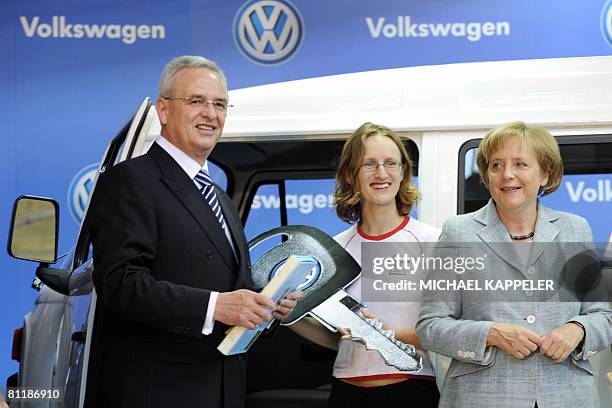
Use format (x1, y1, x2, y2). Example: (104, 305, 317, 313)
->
(526, 315, 536, 324)
(206, 250, 214, 259)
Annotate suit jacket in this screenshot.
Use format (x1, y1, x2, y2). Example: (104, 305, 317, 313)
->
(416, 199, 612, 408)
(85, 143, 252, 408)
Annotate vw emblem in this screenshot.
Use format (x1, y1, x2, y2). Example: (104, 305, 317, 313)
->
(270, 258, 321, 291)
(602, 0, 612, 47)
(233, 0, 304, 65)
(67, 163, 98, 224)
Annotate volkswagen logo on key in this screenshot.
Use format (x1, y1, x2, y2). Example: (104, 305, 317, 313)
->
(68, 163, 98, 224)
(233, 0, 304, 65)
(270, 258, 321, 291)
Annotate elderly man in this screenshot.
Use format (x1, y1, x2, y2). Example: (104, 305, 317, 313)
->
(86, 56, 300, 408)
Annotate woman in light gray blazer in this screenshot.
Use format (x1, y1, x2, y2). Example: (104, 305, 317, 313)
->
(416, 122, 612, 408)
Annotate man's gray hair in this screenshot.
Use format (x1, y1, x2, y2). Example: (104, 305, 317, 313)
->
(158, 55, 227, 98)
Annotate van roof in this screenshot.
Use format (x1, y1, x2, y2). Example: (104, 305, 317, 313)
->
(222, 55, 612, 140)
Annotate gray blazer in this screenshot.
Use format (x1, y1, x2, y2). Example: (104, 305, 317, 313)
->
(416, 199, 612, 408)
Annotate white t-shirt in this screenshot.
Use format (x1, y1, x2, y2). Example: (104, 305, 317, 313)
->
(332, 216, 441, 379)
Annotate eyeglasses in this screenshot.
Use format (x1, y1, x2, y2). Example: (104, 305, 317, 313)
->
(163, 96, 233, 113)
(361, 160, 403, 172)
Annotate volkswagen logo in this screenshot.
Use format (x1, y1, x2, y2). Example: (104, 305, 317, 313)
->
(233, 0, 304, 65)
(67, 163, 98, 224)
(602, 0, 612, 47)
(270, 258, 321, 291)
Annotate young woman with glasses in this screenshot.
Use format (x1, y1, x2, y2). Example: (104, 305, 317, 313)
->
(293, 122, 440, 408)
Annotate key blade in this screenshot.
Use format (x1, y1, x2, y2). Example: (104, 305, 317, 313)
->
(309, 290, 422, 372)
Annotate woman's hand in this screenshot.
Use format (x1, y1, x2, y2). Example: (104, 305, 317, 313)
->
(540, 322, 585, 363)
(337, 308, 379, 340)
(487, 323, 542, 359)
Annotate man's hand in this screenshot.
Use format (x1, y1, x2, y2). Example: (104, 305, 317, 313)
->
(540, 322, 585, 363)
(487, 323, 542, 359)
(214, 289, 276, 329)
(272, 291, 304, 320)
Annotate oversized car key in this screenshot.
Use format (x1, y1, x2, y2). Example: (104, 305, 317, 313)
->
(309, 289, 421, 372)
(249, 225, 421, 372)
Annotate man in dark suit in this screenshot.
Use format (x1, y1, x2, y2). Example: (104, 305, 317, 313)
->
(86, 56, 300, 408)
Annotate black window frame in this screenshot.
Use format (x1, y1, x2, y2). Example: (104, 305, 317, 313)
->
(457, 134, 612, 214)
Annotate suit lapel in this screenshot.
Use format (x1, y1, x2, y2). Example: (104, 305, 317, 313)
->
(148, 143, 236, 270)
(528, 203, 560, 266)
(475, 199, 526, 274)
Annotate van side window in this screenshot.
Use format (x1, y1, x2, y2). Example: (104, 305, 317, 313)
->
(244, 179, 347, 256)
(285, 179, 344, 233)
(208, 162, 228, 191)
(460, 137, 612, 242)
(244, 183, 283, 262)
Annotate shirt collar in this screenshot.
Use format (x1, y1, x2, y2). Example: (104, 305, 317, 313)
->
(156, 135, 209, 179)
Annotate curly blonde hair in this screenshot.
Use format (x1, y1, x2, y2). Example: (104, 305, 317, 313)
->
(335, 122, 419, 223)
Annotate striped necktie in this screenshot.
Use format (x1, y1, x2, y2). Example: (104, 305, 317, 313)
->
(194, 169, 226, 230)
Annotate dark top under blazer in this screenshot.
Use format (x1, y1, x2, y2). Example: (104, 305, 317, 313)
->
(85, 142, 252, 408)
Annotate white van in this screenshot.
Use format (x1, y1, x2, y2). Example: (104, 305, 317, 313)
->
(6, 55, 612, 407)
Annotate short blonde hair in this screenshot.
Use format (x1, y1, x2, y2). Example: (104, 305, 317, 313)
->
(335, 122, 419, 222)
(476, 121, 563, 196)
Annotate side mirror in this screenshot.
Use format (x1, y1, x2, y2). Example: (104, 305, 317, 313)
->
(8, 196, 59, 263)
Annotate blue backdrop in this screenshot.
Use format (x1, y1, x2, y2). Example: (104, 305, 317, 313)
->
(1, 0, 612, 384)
